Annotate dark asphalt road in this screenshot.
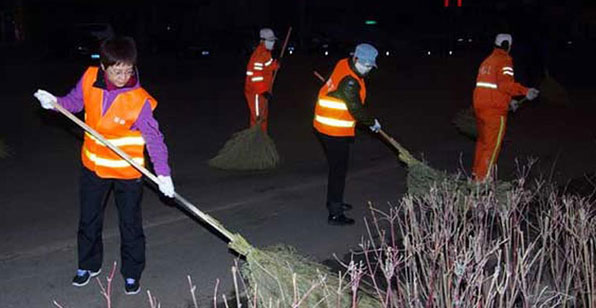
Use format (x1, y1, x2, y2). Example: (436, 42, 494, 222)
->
(0, 50, 594, 307)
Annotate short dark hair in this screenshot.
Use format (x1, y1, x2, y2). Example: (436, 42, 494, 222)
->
(100, 36, 137, 67)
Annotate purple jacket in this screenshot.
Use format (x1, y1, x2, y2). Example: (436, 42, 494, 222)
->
(57, 68, 171, 176)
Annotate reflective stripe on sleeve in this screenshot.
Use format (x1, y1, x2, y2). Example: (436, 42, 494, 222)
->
(503, 71, 514, 76)
(246, 71, 254, 76)
(251, 76, 264, 82)
(476, 82, 498, 89)
(264, 59, 273, 66)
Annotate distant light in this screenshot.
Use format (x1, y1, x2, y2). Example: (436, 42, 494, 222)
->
(166, 26, 171, 31)
(427, 51, 431, 55)
(201, 50, 210, 56)
(567, 41, 573, 45)
(324, 50, 329, 56)
(289, 50, 293, 55)
(385, 51, 390, 56)
(365, 20, 377, 25)
(91, 54, 100, 59)
(457, 38, 464, 42)
(468, 38, 473, 42)
(449, 50, 453, 55)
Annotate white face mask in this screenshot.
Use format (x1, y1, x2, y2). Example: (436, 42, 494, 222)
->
(264, 40, 275, 50)
(354, 61, 373, 75)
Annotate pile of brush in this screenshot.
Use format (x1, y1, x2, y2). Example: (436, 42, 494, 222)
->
(208, 125, 280, 171)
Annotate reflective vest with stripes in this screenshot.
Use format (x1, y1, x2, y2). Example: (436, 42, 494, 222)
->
(80, 67, 157, 179)
(313, 58, 366, 137)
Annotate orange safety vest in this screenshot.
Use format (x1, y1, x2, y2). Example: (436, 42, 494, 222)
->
(313, 58, 366, 137)
(80, 67, 157, 179)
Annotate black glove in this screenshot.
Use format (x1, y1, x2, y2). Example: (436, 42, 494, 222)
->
(262, 92, 273, 101)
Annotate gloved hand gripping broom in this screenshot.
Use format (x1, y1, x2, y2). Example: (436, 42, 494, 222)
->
(50, 101, 252, 253)
(50, 100, 381, 307)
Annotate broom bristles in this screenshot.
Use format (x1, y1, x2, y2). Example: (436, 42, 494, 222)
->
(239, 245, 381, 308)
(539, 73, 570, 106)
(452, 107, 478, 140)
(0, 139, 12, 159)
(208, 126, 280, 170)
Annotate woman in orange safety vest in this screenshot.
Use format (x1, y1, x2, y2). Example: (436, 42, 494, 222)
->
(33, 36, 174, 295)
(472, 33, 540, 181)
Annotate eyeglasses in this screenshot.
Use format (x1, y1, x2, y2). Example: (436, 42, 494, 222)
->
(107, 67, 135, 77)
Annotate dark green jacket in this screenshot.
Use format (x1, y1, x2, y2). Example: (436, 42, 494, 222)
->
(326, 58, 375, 127)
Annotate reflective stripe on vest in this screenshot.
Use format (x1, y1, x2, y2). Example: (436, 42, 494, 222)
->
(314, 115, 354, 128)
(317, 98, 348, 110)
(80, 66, 156, 179)
(84, 147, 144, 168)
(85, 132, 145, 147)
(313, 58, 366, 137)
(476, 82, 498, 89)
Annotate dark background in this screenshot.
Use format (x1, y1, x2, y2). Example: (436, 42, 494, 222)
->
(0, 1, 595, 306)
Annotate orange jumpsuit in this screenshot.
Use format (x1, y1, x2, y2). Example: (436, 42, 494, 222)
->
(473, 48, 528, 180)
(244, 42, 278, 132)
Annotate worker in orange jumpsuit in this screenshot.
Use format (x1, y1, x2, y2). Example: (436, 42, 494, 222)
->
(244, 28, 279, 132)
(472, 33, 540, 181)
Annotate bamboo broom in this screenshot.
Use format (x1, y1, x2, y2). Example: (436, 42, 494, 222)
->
(208, 27, 293, 171)
(314, 71, 511, 200)
(49, 101, 381, 307)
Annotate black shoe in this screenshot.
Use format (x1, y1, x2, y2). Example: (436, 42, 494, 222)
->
(328, 214, 355, 226)
(72, 269, 101, 287)
(124, 278, 141, 295)
(327, 202, 353, 211)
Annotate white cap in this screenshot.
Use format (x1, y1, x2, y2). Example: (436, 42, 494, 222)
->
(495, 33, 512, 47)
(259, 28, 277, 41)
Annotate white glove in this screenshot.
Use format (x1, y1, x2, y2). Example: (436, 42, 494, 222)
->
(33, 89, 57, 110)
(157, 175, 175, 198)
(509, 99, 520, 112)
(369, 119, 381, 133)
(525, 88, 540, 101)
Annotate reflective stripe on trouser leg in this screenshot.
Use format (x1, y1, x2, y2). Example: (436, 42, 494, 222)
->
(486, 116, 506, 179)
(255, 94, 259, 117)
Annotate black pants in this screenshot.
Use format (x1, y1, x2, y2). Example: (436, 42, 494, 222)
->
(78, 167, 145, 280)
(316, 131, 354, 215)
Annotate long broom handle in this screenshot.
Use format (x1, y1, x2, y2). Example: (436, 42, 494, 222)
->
(313, 70, 418, 164)
(50, 101, 237, 242)
(270, 26, 292, 89)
